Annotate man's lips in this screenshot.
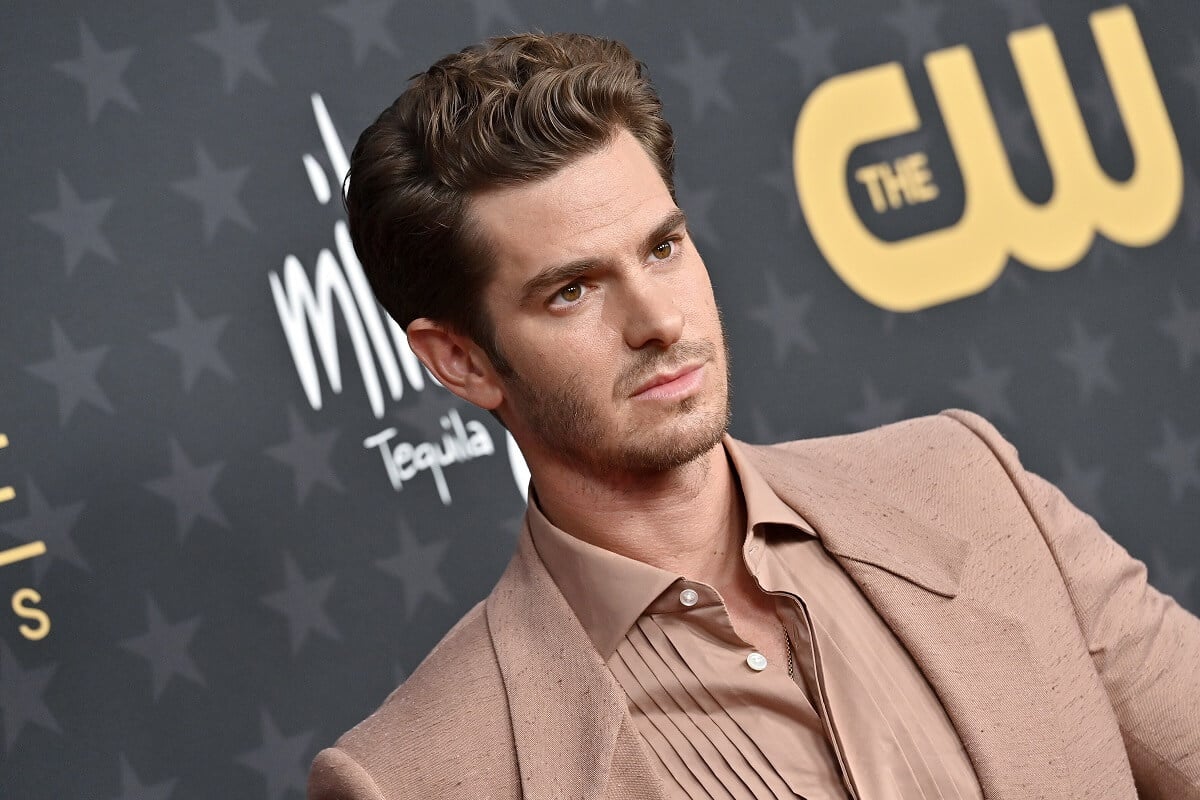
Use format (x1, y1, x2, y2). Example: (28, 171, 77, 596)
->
(630, 363, 705, 400)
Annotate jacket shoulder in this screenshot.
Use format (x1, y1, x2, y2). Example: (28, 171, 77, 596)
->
(309, 601, 520, 799)
(746, 409, 1027, 541)
(760, 408, 1003, 468)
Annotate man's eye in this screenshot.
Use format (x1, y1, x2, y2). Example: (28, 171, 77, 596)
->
(651, 240, 675, 260)
(556, 283, 584, 303)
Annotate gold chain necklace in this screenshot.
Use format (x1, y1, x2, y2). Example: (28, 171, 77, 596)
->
(782, 624, 795, 679)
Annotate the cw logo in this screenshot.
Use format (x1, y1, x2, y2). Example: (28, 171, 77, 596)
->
(793, 5, 1181, 311)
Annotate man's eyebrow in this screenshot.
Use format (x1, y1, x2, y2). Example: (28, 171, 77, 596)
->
(640, 207, 688, 258)
(518, 256, 600, 306)
(518, 208, 689, 305)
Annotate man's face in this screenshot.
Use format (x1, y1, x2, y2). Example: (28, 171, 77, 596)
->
(469, 128, 730, 478)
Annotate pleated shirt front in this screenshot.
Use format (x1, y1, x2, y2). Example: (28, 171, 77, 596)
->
(527, 437, 982, 800)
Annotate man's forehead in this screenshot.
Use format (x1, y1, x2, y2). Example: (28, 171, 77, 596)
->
(469, 131, 675, 266)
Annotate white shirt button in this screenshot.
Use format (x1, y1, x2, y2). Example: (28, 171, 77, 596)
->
(746, 652, 768, 671)
(679, 588, 699, 607)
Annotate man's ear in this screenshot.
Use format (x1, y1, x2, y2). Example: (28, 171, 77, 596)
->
(405, 318, 504, 410)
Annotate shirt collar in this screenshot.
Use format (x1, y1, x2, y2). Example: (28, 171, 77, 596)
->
(527, 435, 815, 660)
(526, 493, 677, 661)
(725, 435, 817, 536)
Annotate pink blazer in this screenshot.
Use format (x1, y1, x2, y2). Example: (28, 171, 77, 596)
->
(309, 409, 1200, 799)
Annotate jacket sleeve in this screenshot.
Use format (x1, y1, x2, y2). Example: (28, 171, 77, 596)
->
(943, 409, 1200, 800)
(309, 746, 387, 800)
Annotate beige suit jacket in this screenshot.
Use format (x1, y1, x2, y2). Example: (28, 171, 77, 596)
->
(309, 409, 1200, 800)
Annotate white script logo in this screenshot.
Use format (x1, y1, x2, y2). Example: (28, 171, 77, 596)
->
(363, 409, 495, 506)
(268, 94, 529, 502)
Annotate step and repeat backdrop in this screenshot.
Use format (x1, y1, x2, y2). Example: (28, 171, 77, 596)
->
(2, 0, 1198, 797)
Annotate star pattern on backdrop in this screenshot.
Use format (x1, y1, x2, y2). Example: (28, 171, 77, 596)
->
(30, 172, 117, 275)
(120, 597, 206, 700)
(748, 406, 777, 445)
(674, 175, 720, 248)
(0, 480, 88, 582)
(236, 711, 314, 800)
(1077, 76, 1123, 145)
(760, 147, 801, 229)
(1182, 166, 1200, 241)
(775, 6, 837, 89)
(323, 0, 400, 67)
(880, 307, 928, 335)
(266, 407, 344, 505)
(1176, 36, 1200, 111)
(1083, 237, 1127, 277)
(990, 91, 1039, 163)
(192, 0, 274, 94)
(1147, 419, 1200, 504)
(747, 272, 819, 365)
(26, 319, 114, 425)
(144, 439, 229, 540)
(1157, 287, 1200, 371)
(1148, 547, 1198, 610)
(0, 641, 60, 753)
(746, 405, 801, 447)
(465, 0, 521, 38)
(1056, 450, 1106, 522)
(665, 31, 734, 121)
(53, 20, 139, 123)
(984, 263, 1030, 304)
(262, 553, 341, 654)
(1055, 318, 1119, 403)
(590, 0, 637, 12)
(997, 0, 1043, 30)
(951, 348, 1016, 423)
(172, 144, 255, 242)
(111, 754, 176, 800)
(845, 379, 908, 431)
(392, 661, 409, 690)
(497, 508, 526, 543)
(884, 0, 944, 63)
(391, 384, 461, 439)
(375, 519, 451, 620)
(151, 291, 234, 392)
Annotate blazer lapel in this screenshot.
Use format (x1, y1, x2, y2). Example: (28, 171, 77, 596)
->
(485, 529, 665, 800)
(743, 440, 1091, 800)
(742, 440, 970, 596)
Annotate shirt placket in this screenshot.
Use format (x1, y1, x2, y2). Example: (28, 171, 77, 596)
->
(776, 593, 861, 800)
(750, 536, 860, 800)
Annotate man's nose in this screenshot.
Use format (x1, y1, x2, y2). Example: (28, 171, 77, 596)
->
(620, 274, 684, 350)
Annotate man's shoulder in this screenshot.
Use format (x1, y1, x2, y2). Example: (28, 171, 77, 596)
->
(754, 408, 1007, 466)
(337, 601, 509, 749)
(315, 600, 519, 797)
(742, 408, 1022, 520)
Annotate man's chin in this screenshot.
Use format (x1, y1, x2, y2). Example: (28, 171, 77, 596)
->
(513, 377, 730, 478)
(612, 405, 729, 474)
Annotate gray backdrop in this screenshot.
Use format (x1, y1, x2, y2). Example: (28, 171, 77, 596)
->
(1, 1, 1198, 798)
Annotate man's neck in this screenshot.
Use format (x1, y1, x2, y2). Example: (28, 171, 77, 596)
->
(529, 442, 746, 587)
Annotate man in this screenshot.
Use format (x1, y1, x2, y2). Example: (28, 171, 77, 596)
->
(309, 33, 1200, 800)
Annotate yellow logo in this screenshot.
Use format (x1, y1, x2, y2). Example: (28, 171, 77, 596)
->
(0, 433, 52, 642)
(793, 5, 1181, 311)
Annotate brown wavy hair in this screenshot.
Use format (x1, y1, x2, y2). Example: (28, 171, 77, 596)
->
(345, 32, 675, 370)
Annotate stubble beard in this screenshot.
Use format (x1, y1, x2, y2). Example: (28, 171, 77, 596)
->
(503, 336, 732, 479)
